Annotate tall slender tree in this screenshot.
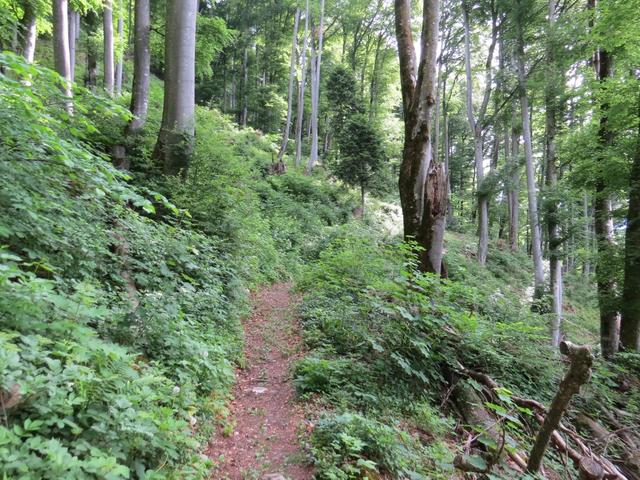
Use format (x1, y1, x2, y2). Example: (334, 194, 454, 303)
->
(295, 0, 310, 168)
(462, 0, 498, 266)
(515, 0, 545, 299)
(52, 0, 72, 100)
(17, 1, 37, 63)
(589, 0, 618, 358)
(115, 0, 124, 95)
(68, 8, 78, 80)
(276, 7, 301, 171)
(153, 0, 198, 177)
(103, 0, 115, 94)
(621, 91, 640, 352)
(394, 0, 447, 274)
(125, 0, 150, 136)
(545, 0, 564, 346)
(306, 0, 325, 174)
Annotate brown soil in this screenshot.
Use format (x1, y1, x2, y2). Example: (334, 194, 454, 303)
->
(207, 283, 313, 480)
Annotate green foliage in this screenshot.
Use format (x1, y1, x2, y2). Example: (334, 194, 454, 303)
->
(294, 225, 574, 477)
(310, 413, 432, 480)
(196, 15, 236, 80)
(0, 53, 240, 478)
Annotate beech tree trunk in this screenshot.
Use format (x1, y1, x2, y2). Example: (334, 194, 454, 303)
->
(306, 0, 325, 174)
(277, 8, 301, 169)
(546, 0, 564, 347)
(394, 0, 446, 274)
(52, 0, 72, 99)
(153, 0, 198, 177)
(115, 1, 124, 96)
(103, 0, 115, 94)
(295, 0, 310, 167)
(67, 9, 78, 80)
(590, 0, 619, 358)
(620, 93, 640, 352)
(18, 2, 37, 63)
(241, 45, 249, 126)
(516, 7, 545, 299)
(125, 0, 150, 136)
(462, 0, 497, 266)
(582, 193, 592, 276)
(508, 106, 521, 251)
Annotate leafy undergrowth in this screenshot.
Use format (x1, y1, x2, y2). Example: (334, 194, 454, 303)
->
(293, 224, 640, 479)
(0, 54, 353, 479)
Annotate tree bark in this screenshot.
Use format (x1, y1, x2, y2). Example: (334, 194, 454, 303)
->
(68, 9, 78, 80)
(546, 0, 564, 347)
(153, 0, 198, 177)
(462, 0, 497, 266)
(394, 0, 446, 274)
(295, 0, 310, 168)
(18, 1, 37, 63)
(52, 0, 72, 100)
(583, 193, 592, 275)
(241, 45, 249, 127)
(104, 1, 115, 94)
(306, 0, 326, 174)
(620, 92, 640, 352)
(125, 0, 150, 136)
(590, 0, 619, 358)
(515, 6, 545, 299)
(526, 342, 593, 473)
(115, 0, 124, 96)
(276, 8, 301, 169)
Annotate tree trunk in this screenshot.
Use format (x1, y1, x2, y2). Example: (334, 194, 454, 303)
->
(306, 0, 325, 174)
(620, 93, 640, 352)
(153, 0, 198, 177)
(103, 0, 115, 94)
(546, 0, 563, 347)
(583, 193, 592, 275)
(516, 8, 545, 299)
(276, 8, 301, 169)
(67, 9, 78, 80)
(18, 2, 37, 63)
(462, 0, 497, 266)
(125, 0, 150, 136)
(394, 0, 446, 274)
(52, 0, 72, 100)
(590, 0, 619, 358)
(508, 115, 521, 252)
(241, 45, 249, 127)
(295, 0, 310, 168)
(115, 0, 124, 96)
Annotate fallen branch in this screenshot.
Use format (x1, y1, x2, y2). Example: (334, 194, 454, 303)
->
(456, 351, 630, 480)
(527, 341, 594, 473)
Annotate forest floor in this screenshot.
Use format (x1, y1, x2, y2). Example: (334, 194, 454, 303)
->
(207, 283, 314, 480)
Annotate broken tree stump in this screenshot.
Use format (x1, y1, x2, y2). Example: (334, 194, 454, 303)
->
(526, 341, 594, 474)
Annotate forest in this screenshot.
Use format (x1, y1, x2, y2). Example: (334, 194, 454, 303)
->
(0, 0, 639, 479)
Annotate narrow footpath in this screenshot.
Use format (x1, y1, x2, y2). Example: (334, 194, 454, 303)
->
(207, 283, 313, 480)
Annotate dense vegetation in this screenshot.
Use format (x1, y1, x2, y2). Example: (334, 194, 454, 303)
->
(1, 0, 639, 479)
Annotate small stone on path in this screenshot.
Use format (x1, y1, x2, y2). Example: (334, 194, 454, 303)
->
(251, 386, 268, 394)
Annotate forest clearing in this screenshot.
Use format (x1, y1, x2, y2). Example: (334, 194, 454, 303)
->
(0, 0, 639, 479)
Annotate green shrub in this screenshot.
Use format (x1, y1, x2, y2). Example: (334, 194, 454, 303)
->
(311, 413, 429, 479)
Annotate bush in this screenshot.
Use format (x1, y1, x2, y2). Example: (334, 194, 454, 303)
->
(311, 413, 428, 479)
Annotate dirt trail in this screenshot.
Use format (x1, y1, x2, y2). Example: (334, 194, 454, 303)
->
(207, 283, 313, 480)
